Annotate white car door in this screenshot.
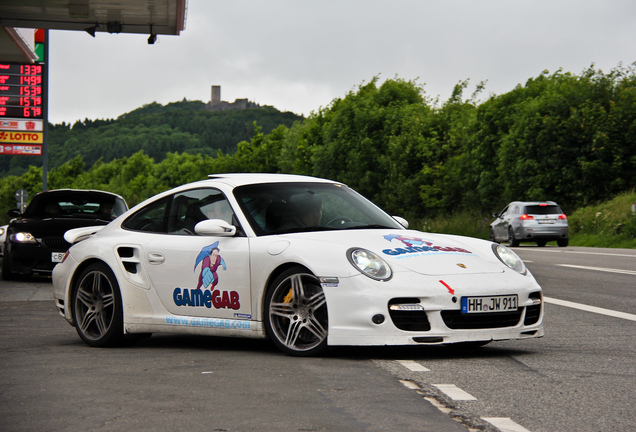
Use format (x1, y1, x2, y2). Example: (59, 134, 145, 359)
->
(145, 234, 251, 320)
(127, 187, 253, 321)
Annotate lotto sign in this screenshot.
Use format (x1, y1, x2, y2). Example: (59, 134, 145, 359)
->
(0, 131, 43, 143)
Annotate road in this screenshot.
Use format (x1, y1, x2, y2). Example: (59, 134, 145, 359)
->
(0, 246, 634, 431)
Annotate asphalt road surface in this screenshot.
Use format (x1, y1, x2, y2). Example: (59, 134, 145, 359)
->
(1, 246, 634, 432)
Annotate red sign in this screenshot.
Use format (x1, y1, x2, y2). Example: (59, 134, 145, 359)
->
(0, 119, 43, 131)
(0, 63, 44, 119)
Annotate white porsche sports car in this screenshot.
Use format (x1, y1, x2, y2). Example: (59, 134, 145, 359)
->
(53, 174, 544, 356)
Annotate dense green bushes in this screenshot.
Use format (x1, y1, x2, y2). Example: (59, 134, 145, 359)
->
(1, 66, 636, 240)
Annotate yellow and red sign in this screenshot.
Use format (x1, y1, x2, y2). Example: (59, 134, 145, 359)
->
(0, 130, 43, 143)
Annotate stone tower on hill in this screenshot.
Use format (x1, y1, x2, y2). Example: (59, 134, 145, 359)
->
(206, 85, 260, 111)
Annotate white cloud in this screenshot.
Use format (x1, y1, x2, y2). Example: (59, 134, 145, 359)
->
(47, 0, 636, 124)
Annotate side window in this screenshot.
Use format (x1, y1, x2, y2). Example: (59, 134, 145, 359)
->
(122, 197, 169, 233)
(168, 188, 236, 235)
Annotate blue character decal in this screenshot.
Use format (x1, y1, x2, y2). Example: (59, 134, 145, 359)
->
(194, 241, 227, 291)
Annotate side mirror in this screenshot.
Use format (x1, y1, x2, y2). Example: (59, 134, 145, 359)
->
(392, 216, 409, 229)
(194, 219, 236, 237)
(8, 209, 21, 217)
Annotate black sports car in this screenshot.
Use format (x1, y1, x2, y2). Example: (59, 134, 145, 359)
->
(2, 189, 127, 280)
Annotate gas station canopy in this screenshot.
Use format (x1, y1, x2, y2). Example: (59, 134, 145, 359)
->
(0, 0, 188, 62)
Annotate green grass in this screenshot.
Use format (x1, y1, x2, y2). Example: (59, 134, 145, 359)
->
(413, 190, 636, 249)
(567, 189, 636, 248)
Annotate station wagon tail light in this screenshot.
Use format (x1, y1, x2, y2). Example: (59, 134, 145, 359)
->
(558, 214, 567, 219)
(519, 214, 534, 220)
(348, 248, 392, 281)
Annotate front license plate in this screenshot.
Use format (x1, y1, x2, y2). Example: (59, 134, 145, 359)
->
(461, 295, 518, 313)
(51, 252, 65, 263)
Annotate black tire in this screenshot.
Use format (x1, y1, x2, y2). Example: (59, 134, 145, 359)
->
(264, 267, 328, 356)
(489, 228, 498, 243)
(72, 262, 125, 347)
(557, 238, 569, 247)
(508, 227, 520, 247)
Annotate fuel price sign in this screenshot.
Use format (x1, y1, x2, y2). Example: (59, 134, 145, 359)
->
(0, 63, 44, 119)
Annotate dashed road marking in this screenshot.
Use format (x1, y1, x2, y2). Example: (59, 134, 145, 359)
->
(395, 363, 532, 431)
(397, 360, 430, 372)
(544, 296, 636, 321)
(432, 384, 477, 401)
(482, 417, 532, 432)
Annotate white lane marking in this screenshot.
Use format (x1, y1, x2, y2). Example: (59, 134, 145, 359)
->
(566, 251, 636, 258)
(519, 249, 636, 258)
(432, 384, 477, 401)
(397, 360, 430, 372)
(544, 296, 636, 322)
(556, 264, 636, 275)
(399, 379, 420, 390)
(482, 417, 532, 432)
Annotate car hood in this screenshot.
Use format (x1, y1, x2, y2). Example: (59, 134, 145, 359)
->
(280, 229, 505, 276)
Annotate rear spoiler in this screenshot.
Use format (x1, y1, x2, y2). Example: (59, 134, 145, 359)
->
(64, 226, 105, 244)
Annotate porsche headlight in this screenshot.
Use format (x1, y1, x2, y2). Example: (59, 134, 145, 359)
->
(493, 244, 527, 275)
(11, 232, 37, 243)
(348, 248, 392, 281)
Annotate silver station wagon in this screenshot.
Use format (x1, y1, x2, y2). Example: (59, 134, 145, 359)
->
(490, 201, 569, 247)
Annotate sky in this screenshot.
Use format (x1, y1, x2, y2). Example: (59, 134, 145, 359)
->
(47, 0, 636, 124)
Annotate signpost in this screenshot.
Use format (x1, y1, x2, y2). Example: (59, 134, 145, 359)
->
(0, 29, 48, 190)
(0, 62, 45, 156)
(15, 188, 28, 213)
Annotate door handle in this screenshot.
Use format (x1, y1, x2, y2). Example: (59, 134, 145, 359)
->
(147, 252, 165, 265)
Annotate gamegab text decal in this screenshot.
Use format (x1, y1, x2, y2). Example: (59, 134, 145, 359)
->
(172, 241, 241, 310)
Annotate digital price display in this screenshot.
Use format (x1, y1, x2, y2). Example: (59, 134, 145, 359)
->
(0, 63, 44, 119)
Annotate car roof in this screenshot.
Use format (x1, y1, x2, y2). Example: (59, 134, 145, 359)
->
(508, 201, 559, 206)
(201, 173, 341, 188)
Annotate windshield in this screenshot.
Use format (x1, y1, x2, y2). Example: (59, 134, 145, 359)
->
(23, 192, 127, 220)
(233, 182, 404, 235)
(524, 205, 563, 215)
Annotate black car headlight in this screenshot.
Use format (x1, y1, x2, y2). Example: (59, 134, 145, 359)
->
(348, 248, 392, 281)
(492, 244, 527, 275)
(11, 232, 37, 244)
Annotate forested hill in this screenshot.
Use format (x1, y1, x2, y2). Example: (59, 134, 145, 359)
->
(0, 100, 302, 177)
